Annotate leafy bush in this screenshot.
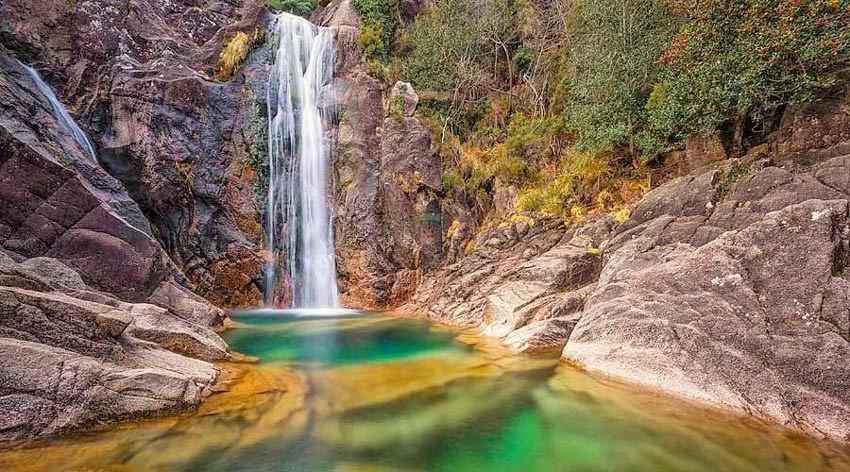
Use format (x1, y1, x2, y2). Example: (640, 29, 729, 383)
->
(265, 0, 317, 17)
(516, 149, 648, 220)
(351, 0, 396, 61)
(646, 0, 850, 152)
(400, 0, 518, 108)
(563, 0, 675, 163)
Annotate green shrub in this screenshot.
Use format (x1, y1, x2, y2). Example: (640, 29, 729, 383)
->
(563, 0, 675, 162)
(265, 0, 317, 17)
(646, 0, 850, 152)
(512, 44, 533, 76)
(351, 0, 396, 61)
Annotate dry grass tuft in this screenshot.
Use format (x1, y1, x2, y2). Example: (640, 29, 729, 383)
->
(215, 30, 261, 81)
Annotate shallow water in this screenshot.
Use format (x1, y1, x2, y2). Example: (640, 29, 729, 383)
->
(2, 312, 848, 472)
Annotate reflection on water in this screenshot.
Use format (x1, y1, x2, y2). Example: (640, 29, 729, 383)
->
(1, 312, 848, 472)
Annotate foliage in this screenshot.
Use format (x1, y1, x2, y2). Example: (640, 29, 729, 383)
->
(563, 0, 676, 162)
(516, 149, 648, 219)
(351, 0, 396, 62)
(399, 0, 519, 110)
(645, 0, 850, 152)
(387, 0, 850, 222)
(505, 113, 568, 163)
(215, 30, 263, 81)
(265, 0, 317, 17)
(512, 44, 533, 76)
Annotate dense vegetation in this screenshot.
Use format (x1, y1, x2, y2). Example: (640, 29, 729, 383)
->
(265, 0, 317, 18)
(353, 0, 849, 221)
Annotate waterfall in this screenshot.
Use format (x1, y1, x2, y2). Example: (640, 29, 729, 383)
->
(265, 13, 339, 309)
(17, 61, 98, 162)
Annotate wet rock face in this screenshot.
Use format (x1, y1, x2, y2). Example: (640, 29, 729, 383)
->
(0, 0, 267, 309)
(317, 0, 443, 308)
(0, 49, 167, 302)
(380, 115, 442, 272)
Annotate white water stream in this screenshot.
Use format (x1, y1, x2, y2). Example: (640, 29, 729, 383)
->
(265, 13, 339, 308)
(18, 60, 98, 163)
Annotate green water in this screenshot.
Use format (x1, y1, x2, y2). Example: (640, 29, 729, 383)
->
(225, 312, 468, 366)
(1, 312, 848, 472)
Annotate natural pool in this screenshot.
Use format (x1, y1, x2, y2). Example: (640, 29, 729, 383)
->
(1, 312, 849, 472)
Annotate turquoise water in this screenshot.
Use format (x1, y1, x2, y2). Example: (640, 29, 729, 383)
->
(1, 312, 848, 472)
(225, 311, 468, 366)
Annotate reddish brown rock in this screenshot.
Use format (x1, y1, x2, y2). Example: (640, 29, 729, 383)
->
(0, 0, 267, 309)
(317, 0, 444, 308)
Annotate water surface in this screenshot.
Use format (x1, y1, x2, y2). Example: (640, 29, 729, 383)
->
(1, 311, 848, 472)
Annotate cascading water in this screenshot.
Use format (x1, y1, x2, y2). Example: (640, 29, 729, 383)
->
(265, 13, 339, 309)
(17, 60, 98, 162)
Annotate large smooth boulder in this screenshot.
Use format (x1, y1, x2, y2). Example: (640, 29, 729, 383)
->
(566, 199, 850, 439)
(0, 338, 218, 442)
(0, 254, 228, 443)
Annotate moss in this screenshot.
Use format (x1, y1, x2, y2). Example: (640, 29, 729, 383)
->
(242, 90, 270, 207)
(613, 207, 631, 224)
(445, 219, 462, 241)
(389, 94, 406, 121)
(716, 161, 751, 201)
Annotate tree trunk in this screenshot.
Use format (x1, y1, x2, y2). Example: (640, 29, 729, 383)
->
(732, 109, 748, 155)
(628, 114, 640, 169)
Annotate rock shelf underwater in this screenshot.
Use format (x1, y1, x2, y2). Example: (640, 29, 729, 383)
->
(1, 313, 848, 472)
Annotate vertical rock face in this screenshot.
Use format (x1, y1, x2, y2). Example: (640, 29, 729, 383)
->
(0, 0, 267, 309)
(315, 0, 443, 308)
(0, 0, 286, 442)
(0, 48, 167, 303)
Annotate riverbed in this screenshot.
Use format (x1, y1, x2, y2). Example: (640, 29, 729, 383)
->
(1, 312, 848, 471)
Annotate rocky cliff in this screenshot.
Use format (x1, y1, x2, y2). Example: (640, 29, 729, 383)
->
(0, 0, 300, 442)
(316, 0, 443, 308)
(0, 45, 231, 442)
(405, 92, 850, 441)
(1, 0, 267, 308)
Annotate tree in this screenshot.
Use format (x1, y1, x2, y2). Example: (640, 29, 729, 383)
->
(400, 0, 519, 111)
(646, 0, 850, 154)
(563, 0, 675, 165)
